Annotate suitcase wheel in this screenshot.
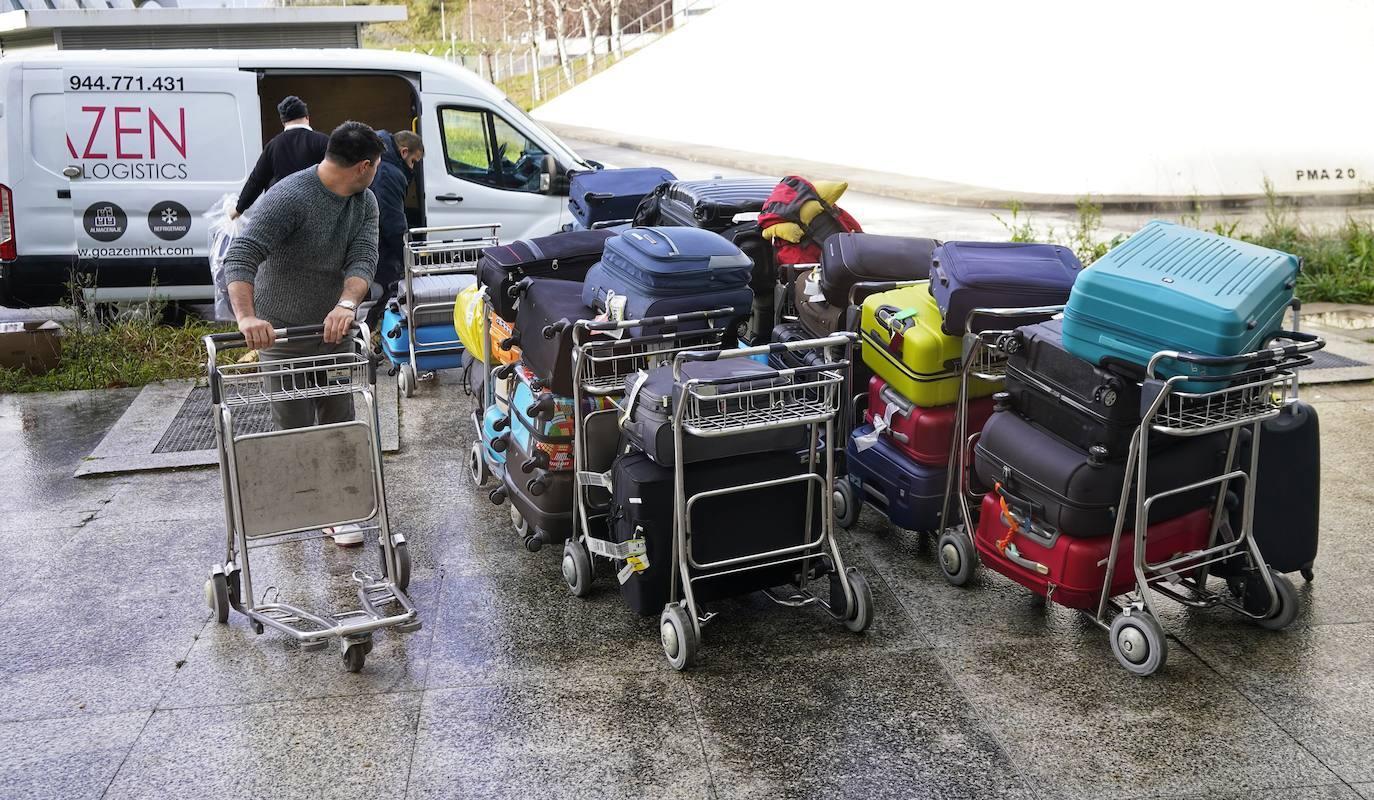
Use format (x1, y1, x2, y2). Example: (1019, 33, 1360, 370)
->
(660, 603, 698, 671)
(833, 479, 861, 530)
(1109, 608, 1167, 677)
(937, 528, 977, 587)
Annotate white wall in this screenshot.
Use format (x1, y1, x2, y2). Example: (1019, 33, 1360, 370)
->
(533, 0, 1374, 200)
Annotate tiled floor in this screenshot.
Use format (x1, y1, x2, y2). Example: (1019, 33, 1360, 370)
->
(0, 370, 1369, 799)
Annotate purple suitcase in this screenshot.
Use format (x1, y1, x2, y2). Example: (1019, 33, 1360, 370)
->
(930, 242, 1082, 335)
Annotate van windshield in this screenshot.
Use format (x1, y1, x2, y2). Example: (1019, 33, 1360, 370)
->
(500, 98, 592, 171)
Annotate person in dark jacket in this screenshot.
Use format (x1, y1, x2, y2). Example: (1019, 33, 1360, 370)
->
(364, 129, 424, 329)
(230, 96, 330, 219)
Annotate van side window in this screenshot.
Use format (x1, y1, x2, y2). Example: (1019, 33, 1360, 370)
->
(439, 106, 547, 193)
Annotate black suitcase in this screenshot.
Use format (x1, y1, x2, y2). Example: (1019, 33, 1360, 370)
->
(500, 434, 575, 550)
(1231, 401, 1320, 577)
(974, 407, 1228, 538)
(818, 233, 938, 308)
(1003, 319, 1145, 460)
(646, 177, 777, 232)
(768, 323, 827, 371)
(510, 278, 596, 396)
(609, 449, 820, 616)
(478, 229, 616, 322)
(622, 358, 808, 466)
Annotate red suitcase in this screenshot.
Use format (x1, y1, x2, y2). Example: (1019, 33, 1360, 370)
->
(973, 492, 1212, 610)
(864, 377, 995, 466)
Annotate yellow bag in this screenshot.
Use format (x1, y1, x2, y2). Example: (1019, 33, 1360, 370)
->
(453, 284, 486, 359)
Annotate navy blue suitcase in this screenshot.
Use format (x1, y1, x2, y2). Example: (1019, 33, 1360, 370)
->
(844, 424, 947, 532)
(931, 242, 1082, 335)
(583, 227, 753, 302)
(568, 167, 676, 229)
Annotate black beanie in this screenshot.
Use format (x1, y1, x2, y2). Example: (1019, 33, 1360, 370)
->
(277, 95, 309, 123)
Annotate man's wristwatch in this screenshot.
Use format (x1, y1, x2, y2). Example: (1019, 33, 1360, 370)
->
(336, 300, 359, 311)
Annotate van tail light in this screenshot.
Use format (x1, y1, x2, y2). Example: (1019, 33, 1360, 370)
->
(0, 185, 15, 261)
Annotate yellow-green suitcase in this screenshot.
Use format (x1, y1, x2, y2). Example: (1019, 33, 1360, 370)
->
(859, 283, 998, 407)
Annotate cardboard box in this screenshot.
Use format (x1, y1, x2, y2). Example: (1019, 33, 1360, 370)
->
(0, 320, 63, 374)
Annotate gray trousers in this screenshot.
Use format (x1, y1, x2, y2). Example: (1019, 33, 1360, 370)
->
(260, 337, 355, 430)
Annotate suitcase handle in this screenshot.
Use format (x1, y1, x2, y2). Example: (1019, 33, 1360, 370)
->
(873, 305, 917, 336)
(574, 307, 735, 336)
(877, 383, 914, 417)
(585, 192, 615, 202)
(673, 332, 857, 380)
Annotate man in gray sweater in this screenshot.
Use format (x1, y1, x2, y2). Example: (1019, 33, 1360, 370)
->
(223, 121, 384, 545)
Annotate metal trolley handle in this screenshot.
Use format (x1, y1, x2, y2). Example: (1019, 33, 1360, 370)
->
(204, 323, 376, 404)
(1146, 330, 1324, 382)
(671, 332, 858, 382)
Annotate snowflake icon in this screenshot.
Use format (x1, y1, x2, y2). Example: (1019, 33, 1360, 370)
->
(160, 207, 179, 225)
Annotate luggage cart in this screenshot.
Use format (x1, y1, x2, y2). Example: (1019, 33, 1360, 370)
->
(935, 305, 1064, 586)
(386, 223, 500, 397)
(202, 324, 419, 673)
(558, 309, 734, 598)
(664, 334, 872, 670)
(1080, 332, 1324, 675)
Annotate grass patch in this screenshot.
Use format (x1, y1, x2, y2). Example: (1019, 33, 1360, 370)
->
(0, 307, 233, 394)
(993, 183, 1374, 304)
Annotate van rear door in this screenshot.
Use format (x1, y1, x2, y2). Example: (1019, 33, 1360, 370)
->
(61, 66, 259, 282)
(19, 67, 75, 261)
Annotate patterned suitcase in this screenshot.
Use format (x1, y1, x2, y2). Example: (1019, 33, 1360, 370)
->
(508, 363, 617, 472)
(1061, 221, 1300, 389)
(865, 377, 995, 467)
(930, 242, 1081, 335)
(859, 282, 998, 407)
(844, 424, 947, 532)
(974, 492, 1213, 609)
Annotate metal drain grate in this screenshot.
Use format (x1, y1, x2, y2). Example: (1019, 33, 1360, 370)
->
(153, 386, 275, 454)
(1306, 350, 1368, 370)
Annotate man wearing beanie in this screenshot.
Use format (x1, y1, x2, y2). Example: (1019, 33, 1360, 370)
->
(230, 95, 330, 219)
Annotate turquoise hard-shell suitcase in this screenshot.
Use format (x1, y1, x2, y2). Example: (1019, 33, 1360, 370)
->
(1061, 221, 1299, 389)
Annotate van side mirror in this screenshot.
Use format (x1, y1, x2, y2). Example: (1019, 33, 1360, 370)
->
(541, 155, 569, 196)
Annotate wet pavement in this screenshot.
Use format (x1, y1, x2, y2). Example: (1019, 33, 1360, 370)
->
(1, 372, 1372, 800)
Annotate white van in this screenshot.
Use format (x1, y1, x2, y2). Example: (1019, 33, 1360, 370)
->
(0, 48, 598, 305)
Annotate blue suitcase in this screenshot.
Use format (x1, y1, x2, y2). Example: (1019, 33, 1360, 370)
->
(844, 424, 947, 532)
(930, 242, 1082, 335)
(568, 167, 676, 229)
(380, 305, 464, 371)
(583, 227, 754, 337)
(1061, 221, 1299, 389)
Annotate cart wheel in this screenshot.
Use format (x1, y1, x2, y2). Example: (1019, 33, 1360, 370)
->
(1109, 608, 1168, 677)
(342, 641, 367, 673)
(469, 441, 489, 487)
(1256, 570, 1300, 631)
(833, 479, 860, 530)
(1301, 567, 1315, 582)
(842, 569, 874, 634)
(510, 505, 528, 538)
(204, 570, 230, 624)
(378, 538, 411, 593)
(562, 539, 593, 598)
(399, 365, 416, 398)
(660, 603, 698, 671)
(937, 528, 977, 587)
(225, 565, 242, 608)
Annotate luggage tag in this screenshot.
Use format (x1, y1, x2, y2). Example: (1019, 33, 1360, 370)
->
(888, 308, 918, 353)
(599, 291, 628, 339)
(618, 369, 650, 427)
(803, 268, 826, 304)
(854, 404, 900, 452)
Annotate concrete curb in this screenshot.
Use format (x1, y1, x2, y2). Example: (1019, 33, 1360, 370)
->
(549, 123, 1374, 213)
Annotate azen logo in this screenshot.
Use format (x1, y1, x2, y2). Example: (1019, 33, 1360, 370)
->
(1294, 168, 1357, 181)
(66, 105, 190, 181)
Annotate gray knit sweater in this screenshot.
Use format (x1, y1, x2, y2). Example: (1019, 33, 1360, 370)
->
(223, 166, 379, 328)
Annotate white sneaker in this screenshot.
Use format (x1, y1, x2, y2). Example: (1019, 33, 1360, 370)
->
(325, 524, 365, 547)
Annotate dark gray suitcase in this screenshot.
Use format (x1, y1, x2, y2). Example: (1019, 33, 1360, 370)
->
(974, 407, 1227, 538)
(1229, 401, 1320, 577)
(650, 178, 777, 232)
(622, 358, 808, 466)
(500, 433, 574, 551)
(1004, 319, 1145, 460)
(818, 233, 938, 307)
